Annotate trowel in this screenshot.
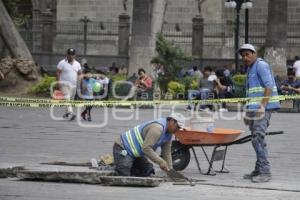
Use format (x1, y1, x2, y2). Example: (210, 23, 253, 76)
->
(166, 169, 195, 186)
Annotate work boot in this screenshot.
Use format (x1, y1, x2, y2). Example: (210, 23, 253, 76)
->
(243, 170, 259, 179)
(62, 112, 70, 119)
(251, 173, 272, 183)
(185, 105, 192, 111)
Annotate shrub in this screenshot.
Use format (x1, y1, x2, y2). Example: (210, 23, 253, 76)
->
(232, 74, 246, 97)
(167, 81, 185, 97)
(190, 79, 199, 90)
(151, 33, 191, 93)
(178, 76, 200, 91)
(108, 74, 131, 98)
(28, 75, 56, 95)
(232, 74, 246, 86)
(108, 73, 127, 82)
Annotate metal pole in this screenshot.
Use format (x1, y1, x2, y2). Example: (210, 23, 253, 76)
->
(235, 4, 241, 73)
(83, 16, 88, 56)
(245, 8, 249, 43)
(80, 16, 90, 56)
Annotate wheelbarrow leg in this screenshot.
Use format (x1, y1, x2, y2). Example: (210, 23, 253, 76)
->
(200, 146, 217, 176)
(215, 145, 230, 173)
(206, 146, 217, 175)
(191, 147, 202, 174)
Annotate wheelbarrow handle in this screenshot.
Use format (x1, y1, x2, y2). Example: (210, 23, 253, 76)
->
(227, 131, 284, 146)
(266, 131, 284, 135)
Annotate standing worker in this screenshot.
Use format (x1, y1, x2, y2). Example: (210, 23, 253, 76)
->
(113, 113, 185, 176)
(239, 44, 280, 183)
(56, 48, 82, 120)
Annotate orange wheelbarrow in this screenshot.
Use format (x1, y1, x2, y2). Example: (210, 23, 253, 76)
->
(171, 128, 283, 175)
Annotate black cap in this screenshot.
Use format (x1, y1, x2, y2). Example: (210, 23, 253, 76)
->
(67, 48, 76, 55)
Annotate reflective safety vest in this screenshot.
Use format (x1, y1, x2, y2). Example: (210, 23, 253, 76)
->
(120, 118, 172, 158)
(246, 58, 280, 111)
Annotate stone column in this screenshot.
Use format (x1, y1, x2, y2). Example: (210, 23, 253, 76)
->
(40, 11, 54, 53)
(192, 15, 204, 59)
(118, 13, 130, 56)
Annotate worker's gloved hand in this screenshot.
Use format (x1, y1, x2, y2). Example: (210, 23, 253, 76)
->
(159, 160, 169, 171)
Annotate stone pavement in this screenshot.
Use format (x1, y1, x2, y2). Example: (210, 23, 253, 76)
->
(0, 106, 300, 200)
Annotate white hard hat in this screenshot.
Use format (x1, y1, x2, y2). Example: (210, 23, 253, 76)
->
(168, 112, 186, 129)
(238, 43, 256, 54)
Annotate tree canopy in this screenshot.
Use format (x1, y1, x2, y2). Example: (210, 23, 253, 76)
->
(151, 33, 191, 93)
(3, 0, 32, 27)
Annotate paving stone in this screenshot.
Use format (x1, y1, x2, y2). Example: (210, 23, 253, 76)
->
(0, 107, 300, 199)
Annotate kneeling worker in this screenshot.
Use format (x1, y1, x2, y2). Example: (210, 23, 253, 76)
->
(113, 113, 185, 176)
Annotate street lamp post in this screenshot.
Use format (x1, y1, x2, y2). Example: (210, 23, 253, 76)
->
(225, 0, 253, 73)
(245, 7, 249, 43)
(80, 16, 91, 56)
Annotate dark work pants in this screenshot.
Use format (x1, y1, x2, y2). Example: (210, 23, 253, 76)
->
(113, 143, 155, 177)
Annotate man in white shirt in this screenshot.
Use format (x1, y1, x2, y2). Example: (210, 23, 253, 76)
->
(293, 56, 300, 77)
(56, 48, 82, 120)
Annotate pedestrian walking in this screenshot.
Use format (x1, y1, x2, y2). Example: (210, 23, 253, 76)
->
(56, 48, 82, 120)
(79, 67, 96, 121)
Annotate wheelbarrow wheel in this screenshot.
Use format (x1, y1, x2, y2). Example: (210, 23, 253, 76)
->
(171, 141, 191, 171)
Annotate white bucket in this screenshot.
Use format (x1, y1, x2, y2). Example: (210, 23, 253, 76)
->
(189, 112, 215, 132)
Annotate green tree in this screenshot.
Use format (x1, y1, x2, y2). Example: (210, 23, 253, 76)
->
(3, 0, 32, 27)
(151, 33, 191, 93)
(0, 0, 33, 59)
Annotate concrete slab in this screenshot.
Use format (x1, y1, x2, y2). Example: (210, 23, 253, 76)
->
(100, 176, 164, 187)
(1, 164, 164, 187)
(0, 166, 24, 178)
(16, 166, 115, 184)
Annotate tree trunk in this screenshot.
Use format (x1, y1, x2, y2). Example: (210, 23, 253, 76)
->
(0, 36, 10, 58)
(264, 0, 287, 78)
(0, 0, 33, 60)
(128, 0, 167, 77)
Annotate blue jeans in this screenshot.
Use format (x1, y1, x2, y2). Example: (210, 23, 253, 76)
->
(197, 88, 214, 100)
(247, 111, 272, 174)
(187, 90, 199, 100)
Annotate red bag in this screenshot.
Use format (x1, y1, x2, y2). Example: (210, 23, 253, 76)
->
(53, 90, 65, 100)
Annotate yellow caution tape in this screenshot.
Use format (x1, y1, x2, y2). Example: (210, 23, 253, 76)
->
(0, 95, 299, 108)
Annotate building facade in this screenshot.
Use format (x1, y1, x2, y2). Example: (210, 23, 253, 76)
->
(28, 0, 300, 61)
